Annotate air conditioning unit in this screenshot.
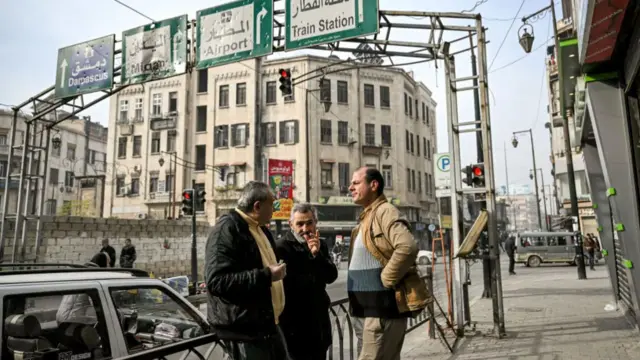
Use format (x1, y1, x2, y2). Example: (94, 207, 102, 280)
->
(348, 136, 357, 144)
(120, 186, 130, 196)
(137, 213, 148, 219)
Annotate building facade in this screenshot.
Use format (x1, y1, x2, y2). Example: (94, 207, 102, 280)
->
(104, 55, 439, 244)
(0, 108, 108, 218)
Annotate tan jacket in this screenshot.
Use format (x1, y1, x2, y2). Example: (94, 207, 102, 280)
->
(349, 196, 431, 314)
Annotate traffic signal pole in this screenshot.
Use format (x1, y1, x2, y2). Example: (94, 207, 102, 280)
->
(191, 179, 198, 289)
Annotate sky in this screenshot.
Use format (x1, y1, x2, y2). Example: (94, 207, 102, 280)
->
(0, 0, 560, 197)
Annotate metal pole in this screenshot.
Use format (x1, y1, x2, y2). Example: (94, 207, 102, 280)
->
(504, 142, 511, 229)
(538, 169, 549, 230)
(191, 178, 198, 286)
(0, 109, 20, 260)
(12, 121, 31, 262)
(550, 0, 586, 279)
(172, 152, 177, 219)
(476, 23, 505, 336)
(254, 57, 263, 181)
(34, 127, 51, 263)
(528, 129, 543, 230)
(445, 55, 464, 335)
(168, 153, 173, 219)
(305, 88, 311, 202)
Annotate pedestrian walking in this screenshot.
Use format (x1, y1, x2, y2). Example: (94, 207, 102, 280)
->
(584, 234, 597, 270)
(204, 181, 290, 360)
(100, 239, 116, 268)
(505, 235, 517, 275)
(347, 167, 430, 360)
(275, 203, 338, 360)
(120, 238, 137, 268)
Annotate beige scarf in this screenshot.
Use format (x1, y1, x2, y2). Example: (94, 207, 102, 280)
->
(235, 208, 285, 324)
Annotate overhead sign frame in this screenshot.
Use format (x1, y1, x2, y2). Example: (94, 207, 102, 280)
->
(121, 15, 188, 85)
(196, 0, 274, 69)
(285, 0, 380, 51)
(54, 34, 115, 99)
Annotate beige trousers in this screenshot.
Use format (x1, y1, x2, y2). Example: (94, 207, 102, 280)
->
(356, 317, 407, 360)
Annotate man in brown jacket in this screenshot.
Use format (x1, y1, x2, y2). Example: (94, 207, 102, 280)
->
(347, 167, 430, 360)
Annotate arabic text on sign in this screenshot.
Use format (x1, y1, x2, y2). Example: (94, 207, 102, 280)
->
(290, 0, 356, 41)
(125, 26, 172, 77)
(200, 4, 254, 60)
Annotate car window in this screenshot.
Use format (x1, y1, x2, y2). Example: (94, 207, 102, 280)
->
(110, 286, 207, 355)
(2, 290, 112, 360)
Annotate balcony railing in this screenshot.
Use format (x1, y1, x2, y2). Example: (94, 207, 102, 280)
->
(114, 272, 452, 359)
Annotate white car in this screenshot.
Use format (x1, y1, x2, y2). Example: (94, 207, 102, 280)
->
(417, 250, 438, 265)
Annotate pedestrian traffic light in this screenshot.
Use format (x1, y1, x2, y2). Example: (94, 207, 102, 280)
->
(470, 163, 485, 187)
(279, 68, 292, 96)
(462, 165, 473, 186)
(182, 189, 194, 215)
(197, 189, 206, 207)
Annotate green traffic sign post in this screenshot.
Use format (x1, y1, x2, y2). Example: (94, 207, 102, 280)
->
(285, 0, 379, 50)
(121, 15, 188, 85)
(54, 35, 115, 99)
(196, 0, 274, 69)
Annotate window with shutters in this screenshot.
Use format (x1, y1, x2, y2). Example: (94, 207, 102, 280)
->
(119, 99, 128, 122)
(422, 102, 426, 122)
(380, 86, 390, 108)
(134, 98, 143, 121)
(410, 134, 414, 154)
(382, 165, 393, 189)
(415, 99, 418, 119)
(364, 124, 375, 145)
(197, 69, 208, 93)
(149, 174, 158, 193)
(337, 81, 348, 104)
(64, 171, 74, 187)
(404, 93, 408, 114)
(266, 81, 277, 104)
(280, 120, 298, 144)
(381, 125, 391, 147)
(423, 138, 427, 158)
(219, 85, 229, 107)
(152, 94, 162, 115)
(416, 134, 420, 156)
(418, 172, 422, 194)
(169, 92, 178, 113)
(408, 96, 413, 117)
(406, 168, 411, 191)
(49, 168, 59, 185)
(262, 122, 277, 145)
(411, 170, 416, 192)
(320, 120, 332, 143)
(196, 106, 207, 132)
(425, 172, 429, 195)
(338, 163, 350, 190)
(338, 121, 349, 145)
(405, 131, 410, 152)
(214, 125, 229, 148)
(320, 79, 331, 102)
(167, 131, 176, 152)
(321, 163, 333, 186)
(195, 145, 206, 171)
(236, 83, 247, 105)
(427, 139, 431, 159)
(364, 84, 375, 106)
(231, 124, 249, 146)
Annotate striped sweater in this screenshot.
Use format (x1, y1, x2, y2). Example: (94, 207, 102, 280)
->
(347, 231, 401, 318)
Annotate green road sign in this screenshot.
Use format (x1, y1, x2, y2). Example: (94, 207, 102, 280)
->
(196, 0, 273, 69)
(285, 0, 379, 50)
(54, 35, 115, 99)
(121, 15, 188, 85)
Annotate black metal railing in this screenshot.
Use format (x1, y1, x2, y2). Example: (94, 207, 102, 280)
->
(116, 271, 439, 360)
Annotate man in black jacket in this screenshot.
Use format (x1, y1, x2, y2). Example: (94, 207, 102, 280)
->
(100, 239, 116, 268)
(505, 235, 517, 275)
(205, 181, 289, 360)
(275, 203, 338, 360)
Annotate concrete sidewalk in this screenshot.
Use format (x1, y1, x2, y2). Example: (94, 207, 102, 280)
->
(402, 263, 640, 359)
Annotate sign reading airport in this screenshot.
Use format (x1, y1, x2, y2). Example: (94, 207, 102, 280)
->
(196, 0, 274, 69)
(121, 15, 188, 84)
(285, 0, 379, 50)
(54, 35, 115, 99)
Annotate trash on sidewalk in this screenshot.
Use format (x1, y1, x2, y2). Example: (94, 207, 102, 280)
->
(604, 302, 618, 311)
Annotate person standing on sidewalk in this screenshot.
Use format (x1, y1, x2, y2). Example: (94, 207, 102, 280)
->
(275, 203, 338, 360)
(584, 234, 597, 270)
(505, 235, 517, 275)
(100, 239, 116, 268)
(120, 238, 137, 268)
(204, 181, 290, 360)
(347, 167, 430, 360)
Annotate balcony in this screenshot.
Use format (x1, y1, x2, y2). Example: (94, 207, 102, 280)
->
(361, 142, 383, 156)
(0, 144, 23, 156)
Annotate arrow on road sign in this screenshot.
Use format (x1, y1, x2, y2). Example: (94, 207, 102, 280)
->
(59, 58, 68, 88)
(256, 7, 268, 45)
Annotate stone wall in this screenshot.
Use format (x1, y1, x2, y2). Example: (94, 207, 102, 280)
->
(1, 216, 212, 279)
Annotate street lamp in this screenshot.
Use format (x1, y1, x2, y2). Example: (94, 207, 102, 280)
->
(512, 129, 542, 230)
(520, 0, 586, 280)
(531, 168, 549, 230)
(518, 24, 535, 54)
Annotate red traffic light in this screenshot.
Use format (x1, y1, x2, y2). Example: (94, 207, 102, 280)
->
(472, 166, 483, 177)
(183, 192, 191, 200)
(279, 69, 290, 78)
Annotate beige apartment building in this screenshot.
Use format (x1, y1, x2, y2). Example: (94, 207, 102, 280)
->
(104, 55, 438, 242)
(0, 108, 108, 217)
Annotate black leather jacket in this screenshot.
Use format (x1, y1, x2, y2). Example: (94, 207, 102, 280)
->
(204, 210, 278, 341)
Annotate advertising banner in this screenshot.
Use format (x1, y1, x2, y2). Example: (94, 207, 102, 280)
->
(268, 159, 294, 220)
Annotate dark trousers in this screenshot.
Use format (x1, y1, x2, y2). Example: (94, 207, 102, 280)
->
(290, 350, 327, 360)
(508, 254, 515, 273)
(588, 249, 595, 269)
(222, 326, 290, 360)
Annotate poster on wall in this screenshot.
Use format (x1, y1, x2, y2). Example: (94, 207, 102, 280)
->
(268, 159, 294, 220)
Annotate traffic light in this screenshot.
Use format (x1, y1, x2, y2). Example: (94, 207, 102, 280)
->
(197, 189, 206, 207)
(182, 189, 194, 215)
(470, 163, 485, 187)
(279, 68, 292, 96)
(462, 165, 473, 186)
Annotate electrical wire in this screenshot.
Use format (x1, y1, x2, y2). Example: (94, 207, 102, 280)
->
(112, 0, 155, 22)
(488, 38, 550, 74)
(488, 0, 527, 72)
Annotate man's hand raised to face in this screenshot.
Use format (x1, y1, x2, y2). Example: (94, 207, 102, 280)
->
(304, 230, 320, 257)
(268, 262, 287, 281)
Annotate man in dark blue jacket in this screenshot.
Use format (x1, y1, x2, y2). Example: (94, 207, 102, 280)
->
(205, 181, 289, 360)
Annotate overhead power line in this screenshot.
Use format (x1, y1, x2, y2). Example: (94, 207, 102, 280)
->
(488, 0, 527, 71)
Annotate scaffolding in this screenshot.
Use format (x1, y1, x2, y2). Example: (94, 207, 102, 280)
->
(0, 5, 505, 338)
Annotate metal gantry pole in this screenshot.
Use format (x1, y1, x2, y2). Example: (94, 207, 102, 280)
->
(33, 126, 51, 262)
(0, 109, 20, 261)
(445, 55, 465, 335)
(476, 21, 505, 336)
(11, 121, 31, 262)
(528, 129, 543, 230)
